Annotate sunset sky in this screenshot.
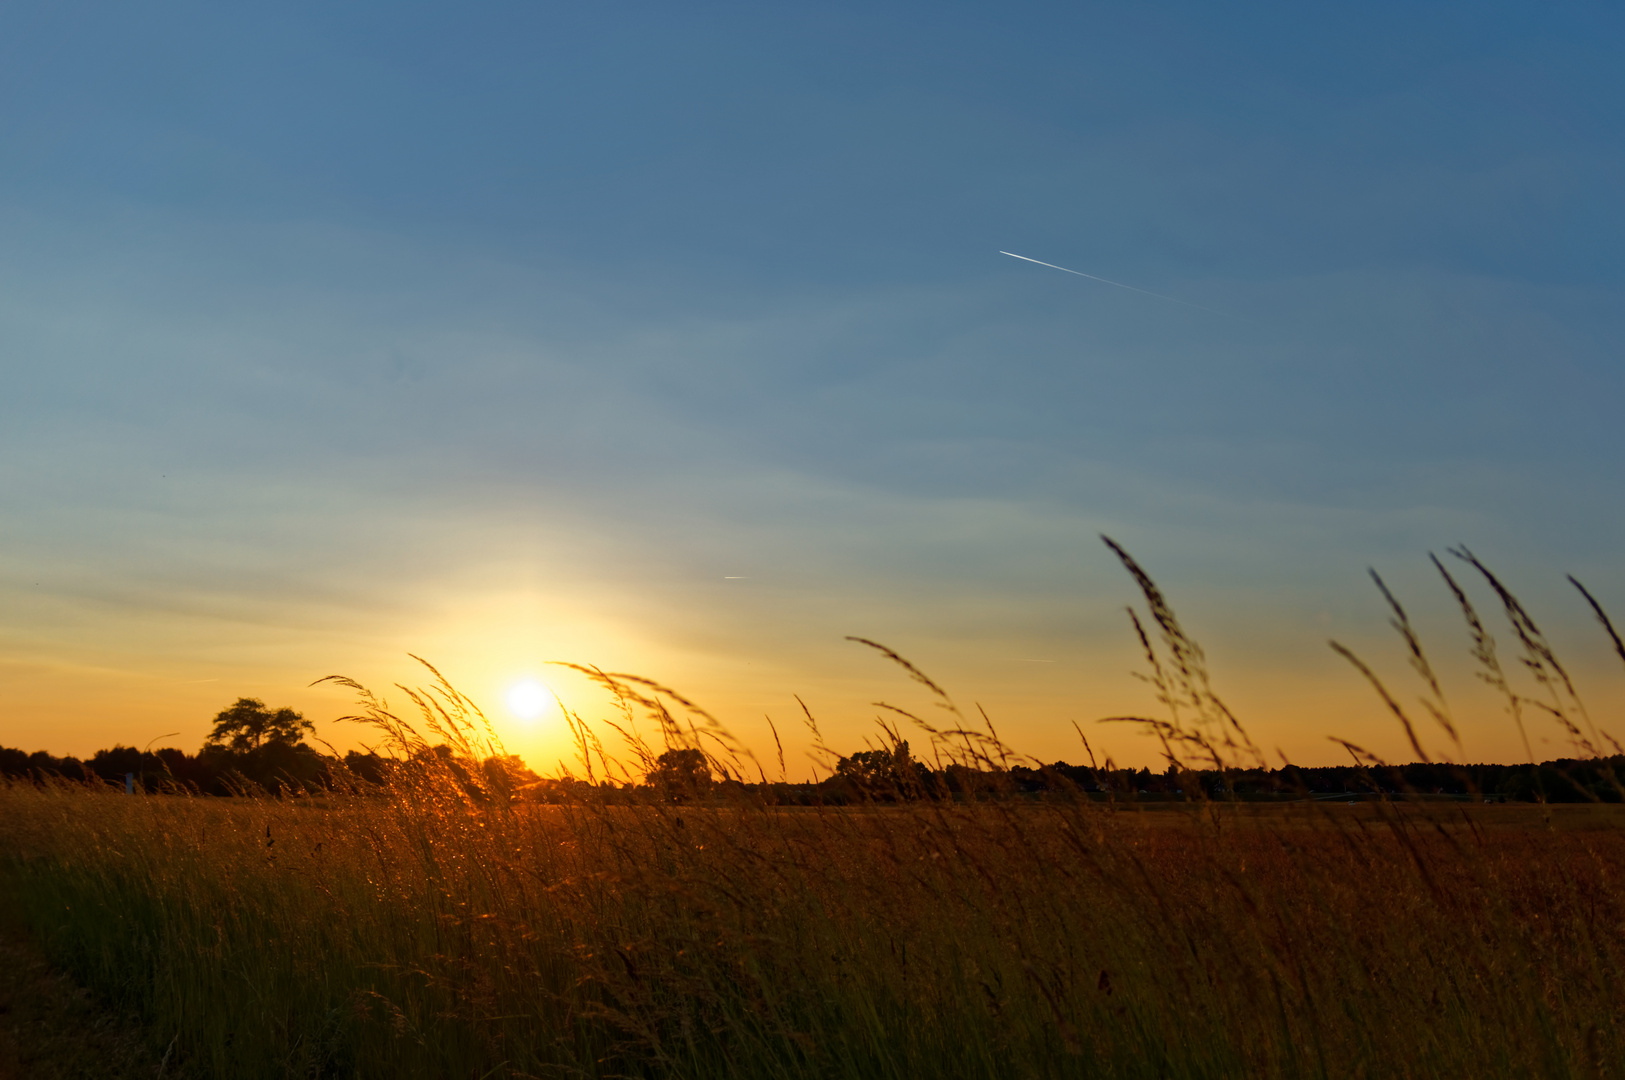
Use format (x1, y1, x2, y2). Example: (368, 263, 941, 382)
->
(3, 2, 1624, 775)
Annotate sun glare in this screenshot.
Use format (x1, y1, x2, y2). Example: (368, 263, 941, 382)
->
(505, 679, 552, 721)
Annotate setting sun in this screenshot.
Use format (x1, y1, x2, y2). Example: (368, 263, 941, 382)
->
(504, 679, 553, 721)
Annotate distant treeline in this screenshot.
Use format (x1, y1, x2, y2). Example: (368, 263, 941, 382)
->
(772, 746, 1625, 805)
(0, 740, 376, 796)
(3, 727, 1622, 804)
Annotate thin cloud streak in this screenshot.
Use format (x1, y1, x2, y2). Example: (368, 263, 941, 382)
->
(999, 251, 1240, 320)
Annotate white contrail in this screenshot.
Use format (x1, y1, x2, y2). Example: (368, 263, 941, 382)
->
(999, 251, 1235, 318)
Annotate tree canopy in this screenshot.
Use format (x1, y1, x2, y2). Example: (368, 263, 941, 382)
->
(646, 748, 712, 801)
(205, 697, 314, 753)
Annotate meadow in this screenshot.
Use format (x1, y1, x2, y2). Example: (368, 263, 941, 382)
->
(2, 542, 1623, 1079)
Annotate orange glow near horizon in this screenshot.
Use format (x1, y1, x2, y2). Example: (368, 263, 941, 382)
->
(3, 642, 1620, 781)
(4, 570, 1625, 779)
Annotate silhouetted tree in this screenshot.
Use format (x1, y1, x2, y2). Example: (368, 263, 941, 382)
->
(836, 741, 928, 800)
(481, 754, 542, 799)
(206, 698, 314, 752)
(197, 698, 324, 793)
(88, 745, 179, 789)
(647, 748, 712, 802)
(342, 750, 391, 785)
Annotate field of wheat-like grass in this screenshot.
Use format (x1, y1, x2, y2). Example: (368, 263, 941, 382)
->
(4, 764, 1624, 1078)
(4, 543, 1623, 1079)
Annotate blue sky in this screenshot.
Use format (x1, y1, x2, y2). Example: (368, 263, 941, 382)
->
(3, 1, 1624, 770)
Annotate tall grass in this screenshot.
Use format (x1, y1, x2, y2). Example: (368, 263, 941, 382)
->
(2, 543, 1624, 1078)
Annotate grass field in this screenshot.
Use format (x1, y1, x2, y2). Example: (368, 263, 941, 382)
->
(3, 545, 1623, 1078)
(2, 775, 1622, 1079)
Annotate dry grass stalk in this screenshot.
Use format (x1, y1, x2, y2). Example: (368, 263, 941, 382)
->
(1, 543, 1623, 1078)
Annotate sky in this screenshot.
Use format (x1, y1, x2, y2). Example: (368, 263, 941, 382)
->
(3, 1, 1624, 775)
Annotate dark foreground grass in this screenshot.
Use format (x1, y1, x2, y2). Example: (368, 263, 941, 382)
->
(2, 782, 1622, 1079)
(0, 890, 170, 1079)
